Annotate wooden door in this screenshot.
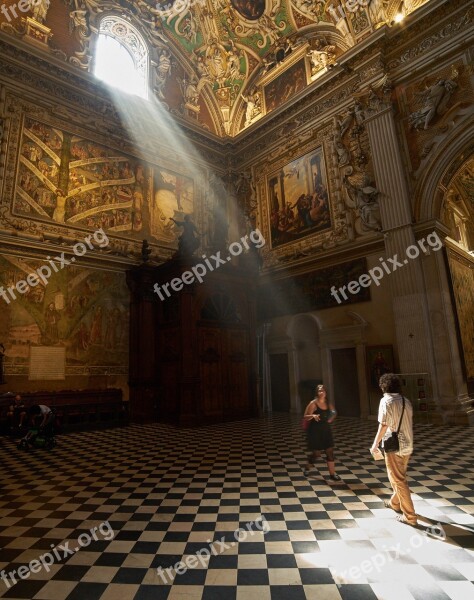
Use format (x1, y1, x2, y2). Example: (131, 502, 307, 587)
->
(269, 353, 291, 411)
(331, 347, 360, 417)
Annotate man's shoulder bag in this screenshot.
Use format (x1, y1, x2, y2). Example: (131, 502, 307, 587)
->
(379, 397, 405, 454)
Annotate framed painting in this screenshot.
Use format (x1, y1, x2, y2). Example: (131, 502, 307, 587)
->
(267, 146, 332, 248)
(231, 0, 265, 20)
(366, 345, 395, 390)
(263, 58, 308, 114)
(257, 258, 370, 320)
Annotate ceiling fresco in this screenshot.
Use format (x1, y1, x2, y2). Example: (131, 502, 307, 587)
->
(2, 1, 432, 137)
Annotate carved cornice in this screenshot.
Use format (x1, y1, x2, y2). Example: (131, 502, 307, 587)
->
(386, 0, 473, 73)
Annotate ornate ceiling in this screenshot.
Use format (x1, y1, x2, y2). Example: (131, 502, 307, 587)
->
(3, 1, 432, 136)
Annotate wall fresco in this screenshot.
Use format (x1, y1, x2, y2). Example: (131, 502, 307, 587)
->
(0, 256, 129, 375)
(12, 117, 195, 245)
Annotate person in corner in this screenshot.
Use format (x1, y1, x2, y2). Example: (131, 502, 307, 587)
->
(27, 404, 55, 439)
(303, 384, 340, 481)
(370, 373, 417, 527)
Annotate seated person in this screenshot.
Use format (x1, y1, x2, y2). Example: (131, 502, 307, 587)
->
(7, 395, 27, 431)
(27, 404, 55, 437)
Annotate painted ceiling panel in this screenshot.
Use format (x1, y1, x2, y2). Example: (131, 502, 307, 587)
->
(0, 0, 433, 137)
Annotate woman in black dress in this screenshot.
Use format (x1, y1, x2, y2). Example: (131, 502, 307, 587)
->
(303, 384, 340, 481)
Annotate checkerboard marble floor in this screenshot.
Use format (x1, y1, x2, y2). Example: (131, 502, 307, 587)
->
(0, 415, 473, 600)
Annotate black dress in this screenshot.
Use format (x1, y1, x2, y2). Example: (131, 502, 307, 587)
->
(307, 404, 334, 451)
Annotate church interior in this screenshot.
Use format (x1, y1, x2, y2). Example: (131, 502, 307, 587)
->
(0, 0, 473, 599)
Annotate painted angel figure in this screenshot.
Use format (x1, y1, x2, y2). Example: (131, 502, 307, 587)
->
(31, 0, 50, 24)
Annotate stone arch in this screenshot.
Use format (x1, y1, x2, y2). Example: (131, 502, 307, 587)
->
(414, 114, 473, 222)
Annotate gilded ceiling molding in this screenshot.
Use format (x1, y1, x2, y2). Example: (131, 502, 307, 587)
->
(386, 1, 472, 71)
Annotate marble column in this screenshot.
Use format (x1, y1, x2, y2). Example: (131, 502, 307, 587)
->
(363, 107, 438, 399)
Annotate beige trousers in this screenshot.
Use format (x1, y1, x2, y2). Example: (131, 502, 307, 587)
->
(384, 452, 417, 524)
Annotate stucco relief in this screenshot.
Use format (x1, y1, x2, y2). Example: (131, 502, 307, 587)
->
(398, 63, 473, 172)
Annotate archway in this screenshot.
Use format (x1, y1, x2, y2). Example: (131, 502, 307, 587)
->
(287, 314, 323, 413)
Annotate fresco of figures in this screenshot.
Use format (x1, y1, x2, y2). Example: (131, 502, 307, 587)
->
(13, 117, 195, 246)
(264, 59, 307, 113)
(0, 256, 128, 373)
(268, 146, 332, 247)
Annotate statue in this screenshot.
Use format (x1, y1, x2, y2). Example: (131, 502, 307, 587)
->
(226, 40, 241, 81)
(332, 120, 350, 166)
(31, 0, 50, 24)
(155, 49, 172, 100)
(184, 79, 200, 107)
(306, 41, 336, 75)
(337, 107, 355, 138)
(367, 0, 388, 28)
(170, 215, 200, 258)
(241, 89, 261, 127)
(409, 78, 458, 130)
(344, 175, 382, 231)
(141, 239, 151, 263)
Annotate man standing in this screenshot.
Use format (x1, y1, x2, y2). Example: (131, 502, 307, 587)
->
(370, 373, 418, 527)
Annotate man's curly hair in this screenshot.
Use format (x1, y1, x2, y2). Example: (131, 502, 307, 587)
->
(379, 373, 401, 393)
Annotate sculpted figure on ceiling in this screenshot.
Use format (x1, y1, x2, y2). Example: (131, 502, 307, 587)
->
(32, 0, 51, 24)
(155, 48, 172, 100)
(241, 89, 262, 127)
(291, 0, 325, 20)
(409, 76, 458, 130)
(306, 40, 337, 75)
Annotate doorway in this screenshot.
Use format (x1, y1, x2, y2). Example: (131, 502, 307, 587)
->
(269, 353, 291, 411)
(331, 347, 360, 417)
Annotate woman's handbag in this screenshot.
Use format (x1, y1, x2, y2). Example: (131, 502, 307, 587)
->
(379, 397, 405, 453)
(301, 417, 310, 431)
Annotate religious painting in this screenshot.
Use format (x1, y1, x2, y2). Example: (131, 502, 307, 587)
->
(12, 116, 195, 247)
(13, 117, 147, 235)
(366, 346, 394, 389)
(264, 59, 307, 114)
(267, 146, 332, 248)
(149, 167, 195, 244)
(0, 256, 129, 375)
(446, 247, 474, 381)
(231, 0, 265, 20)
(258, 258, 370, 320)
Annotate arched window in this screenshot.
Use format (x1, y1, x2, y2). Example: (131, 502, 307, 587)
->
(94, 16, 149, 99)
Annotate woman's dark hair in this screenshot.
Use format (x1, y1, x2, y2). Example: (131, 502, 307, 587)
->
(28, 404, 41, 415)
(379, 373, 401, 393)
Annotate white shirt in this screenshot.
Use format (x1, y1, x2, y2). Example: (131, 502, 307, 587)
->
(378, 393, 413, 456)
